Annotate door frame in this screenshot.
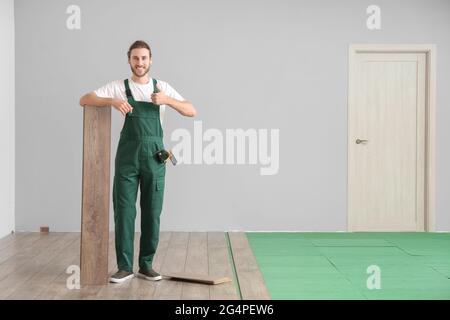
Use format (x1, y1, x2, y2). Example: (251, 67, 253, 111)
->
(347, 44, 436, 232)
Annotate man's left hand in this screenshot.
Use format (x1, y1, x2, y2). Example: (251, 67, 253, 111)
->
(151, 83, 169, 105)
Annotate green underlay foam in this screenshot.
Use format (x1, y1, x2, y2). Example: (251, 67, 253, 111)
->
(247, 232, 450, 300)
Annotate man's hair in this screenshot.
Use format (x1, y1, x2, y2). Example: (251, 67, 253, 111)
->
(127, 40, 152, 59)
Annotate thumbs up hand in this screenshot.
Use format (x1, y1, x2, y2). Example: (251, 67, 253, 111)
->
(151, 83, 169, 105)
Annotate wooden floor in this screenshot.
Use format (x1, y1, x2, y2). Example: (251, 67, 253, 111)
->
(0, 232, 270, 300)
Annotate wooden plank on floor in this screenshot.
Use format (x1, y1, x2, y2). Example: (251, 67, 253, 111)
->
(34, 233, 82, 299)
(4, 231, 261, 300)
(0, 232, 44, 266)
(6, 233, 80, 300)
(153, 232, 189, 299)
(0, 232, 78, 299)
(228, 232, 270, 300)
(80, 105, 111, 286)
(43, 232, 116, 300)
(181, 232, 210, 300)
(0, 232, 17, 250)
(37, 232, 114, 300)
(208, 232, 239, 300)
(0, 233, 68, 283)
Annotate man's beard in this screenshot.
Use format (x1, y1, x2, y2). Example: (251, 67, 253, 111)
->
(131, 65, 150, 78)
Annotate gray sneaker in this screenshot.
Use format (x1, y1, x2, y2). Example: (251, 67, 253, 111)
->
(137, 268, 162, 281)
(109, 270, 134, 283)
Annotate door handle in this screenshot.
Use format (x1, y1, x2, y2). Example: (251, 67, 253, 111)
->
(356, 139, 369, 144)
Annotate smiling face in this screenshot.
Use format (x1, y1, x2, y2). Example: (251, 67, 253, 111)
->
(128, 47, 152, 78)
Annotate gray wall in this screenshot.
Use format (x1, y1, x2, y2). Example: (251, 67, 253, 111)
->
(0, 0, 15, 238)
(15, 0, 450, 232)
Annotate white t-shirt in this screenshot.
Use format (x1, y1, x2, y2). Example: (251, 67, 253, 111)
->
(94, 78, 185, 126)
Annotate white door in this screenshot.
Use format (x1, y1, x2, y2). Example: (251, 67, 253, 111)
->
(348, 51, 427, 231)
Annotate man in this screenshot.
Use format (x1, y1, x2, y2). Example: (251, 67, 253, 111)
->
(79, 40, 196, 283)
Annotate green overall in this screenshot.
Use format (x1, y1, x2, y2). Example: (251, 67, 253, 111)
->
(113, 78, 166, 272)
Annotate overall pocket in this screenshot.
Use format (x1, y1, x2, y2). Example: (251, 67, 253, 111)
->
(152, 178, 165, 214)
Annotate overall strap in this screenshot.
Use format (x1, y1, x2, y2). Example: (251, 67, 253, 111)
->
(124, 79, 133, 100)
